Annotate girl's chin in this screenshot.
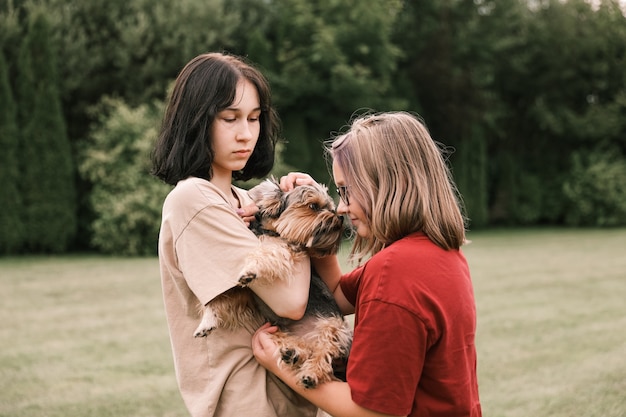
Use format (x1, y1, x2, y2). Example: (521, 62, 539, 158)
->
(355, 225, 371, 239)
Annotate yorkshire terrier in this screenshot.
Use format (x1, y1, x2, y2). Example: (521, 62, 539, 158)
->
(194, 178, 352, 389)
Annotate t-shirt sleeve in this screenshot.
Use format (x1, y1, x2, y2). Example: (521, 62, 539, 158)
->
(176, 202, 259, 305)
(347, 300, 428, 416)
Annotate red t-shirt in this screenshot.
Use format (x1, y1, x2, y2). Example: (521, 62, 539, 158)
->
(340, 232, 481, 417)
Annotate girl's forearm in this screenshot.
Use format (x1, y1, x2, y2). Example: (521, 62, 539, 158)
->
(311, 255, 342, 292)
(273, 367, 402, 417)
(312, 255, 355, 315)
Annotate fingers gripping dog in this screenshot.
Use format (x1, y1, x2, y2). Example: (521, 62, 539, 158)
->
(194, 178, 352, 389)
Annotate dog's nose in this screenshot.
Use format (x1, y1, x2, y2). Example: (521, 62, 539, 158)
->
(327, 215, 343, 231)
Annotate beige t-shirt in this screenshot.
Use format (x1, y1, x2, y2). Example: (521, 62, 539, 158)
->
(158, 177, 316, 417)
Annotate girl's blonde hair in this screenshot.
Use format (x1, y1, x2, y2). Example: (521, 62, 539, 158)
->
(327, 111, 467, 261)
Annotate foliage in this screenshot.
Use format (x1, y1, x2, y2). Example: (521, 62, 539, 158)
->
(79, 94, 298, 255)
(563, 148, 626, 226)
(0, 49, 23, 253)
(79, 98, 170, 255)
(394, 0, 496, 228)
(46, 0, 240, 140)
(244, 0, 408, 184)
(454, 125, 489, 228)
(2, 0, 626, 254)
(16, 8, 76, 253)
(485, 0, 626, 225)
(34, 0, 242, 250)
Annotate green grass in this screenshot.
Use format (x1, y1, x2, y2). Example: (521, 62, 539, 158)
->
(0, 257, 187, 417)
(463, 228, 626, 417)
(1, 228, 625, 417)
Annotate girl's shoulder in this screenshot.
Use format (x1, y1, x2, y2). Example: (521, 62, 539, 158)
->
(170, 178, 253, 206)
(163, 177, 233, 221)
(375, 232, 433, 260)
(166, 177, 227, 205)
(369, 232, 461, 276)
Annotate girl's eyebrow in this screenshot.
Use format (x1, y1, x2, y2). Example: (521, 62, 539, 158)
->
(221, 106, 262, 112)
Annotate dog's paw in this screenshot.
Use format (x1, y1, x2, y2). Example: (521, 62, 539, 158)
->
(238, 272, 257, 287)
(193, 325, 215, 338)
(280, 348, 300, 365)
(299, 375, 318, 389)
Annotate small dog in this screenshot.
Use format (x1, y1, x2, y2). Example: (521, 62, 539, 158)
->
(194, 178, 352, 389)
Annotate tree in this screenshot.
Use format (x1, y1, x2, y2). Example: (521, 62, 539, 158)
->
(5, 0, 626, 249)
(398, 0, 626, 227)
(0, 49, 23, 253)
(237, 0, 407, 185)
(47, 0, 241, 140)
(43, 0, 241, 249)
(487, 0, 626, 224)
(394, 0, 493, 227)
(16, 9, 76, 252)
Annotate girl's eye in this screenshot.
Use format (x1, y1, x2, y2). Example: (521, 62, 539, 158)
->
(222, 115, 259, 122)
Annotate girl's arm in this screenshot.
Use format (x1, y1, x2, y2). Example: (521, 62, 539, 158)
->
(237, 203, 310, 320)
(312, 255, 341, 292)
(252, 324, 405, 417)
(247, 255, 310, 320)
(312, 255, 354, 315)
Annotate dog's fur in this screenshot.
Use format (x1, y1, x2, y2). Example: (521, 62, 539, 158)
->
(194, 179, 352, 389)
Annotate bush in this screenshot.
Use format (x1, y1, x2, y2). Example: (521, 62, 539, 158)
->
(80, 95, 301, 255)
(562, 148, 626, 227)
(79, 97, 170, 255)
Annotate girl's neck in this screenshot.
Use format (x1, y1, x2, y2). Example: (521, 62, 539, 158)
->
(210, 172, 239, 209)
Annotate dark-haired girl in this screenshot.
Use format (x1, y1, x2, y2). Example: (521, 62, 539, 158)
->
(152, 52, 316, 417)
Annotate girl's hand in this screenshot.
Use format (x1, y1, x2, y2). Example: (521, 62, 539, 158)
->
(237, 203, 259, 227)
(252, 323, 282, 373)
(279, 172, 317, 192)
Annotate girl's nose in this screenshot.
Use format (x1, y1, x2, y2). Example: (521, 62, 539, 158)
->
(336, 199, 348, 214)
(237, 121, 254, 141)
(237, 130, 252, 141)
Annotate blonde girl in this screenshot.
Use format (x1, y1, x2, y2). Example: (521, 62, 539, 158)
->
(254, 111, 481, 417)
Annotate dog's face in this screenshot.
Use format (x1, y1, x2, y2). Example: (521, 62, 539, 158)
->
(249, 179, 344, 257)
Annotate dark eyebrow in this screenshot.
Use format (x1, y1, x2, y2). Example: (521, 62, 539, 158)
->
(221, 106, 262, 113)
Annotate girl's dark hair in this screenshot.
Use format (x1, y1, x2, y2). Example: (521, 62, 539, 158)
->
(151, 52, 280, 185)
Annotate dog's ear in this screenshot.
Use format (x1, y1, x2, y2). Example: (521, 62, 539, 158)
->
(248, 178, 285, 218)
(248, 179, 277, 202)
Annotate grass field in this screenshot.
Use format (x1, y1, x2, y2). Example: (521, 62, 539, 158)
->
(1, 228, 625, 417)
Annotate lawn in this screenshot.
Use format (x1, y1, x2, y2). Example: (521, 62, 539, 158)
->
(0, 228, 625, 417)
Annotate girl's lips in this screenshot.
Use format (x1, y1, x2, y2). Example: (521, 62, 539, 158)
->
(234, 150, 251, 157)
